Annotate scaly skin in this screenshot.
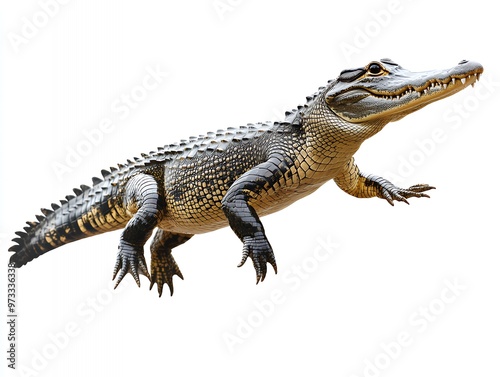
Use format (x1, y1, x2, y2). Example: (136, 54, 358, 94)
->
(9, 59, 483, 296)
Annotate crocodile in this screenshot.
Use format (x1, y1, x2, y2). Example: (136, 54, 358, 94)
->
(9, 58, 483, 297)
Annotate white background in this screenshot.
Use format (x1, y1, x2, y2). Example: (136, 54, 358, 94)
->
(1, 1, 499, 376)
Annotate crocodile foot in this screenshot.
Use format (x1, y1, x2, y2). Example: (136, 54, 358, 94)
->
(112, 241, 150, 289)
(238, 233, 278, 284)
(367, 174, 435, 206)
(149, 251, 183, 297)
(380, 183, 435, 206)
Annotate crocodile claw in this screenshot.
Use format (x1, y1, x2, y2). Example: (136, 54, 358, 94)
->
(112, 242, 150, 289)
(238, 234, 278, 284)
(378, 181, 435, 206)
(149, 252, 184, 297)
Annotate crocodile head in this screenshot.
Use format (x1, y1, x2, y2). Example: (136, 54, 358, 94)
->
(325, 59, 483, 123)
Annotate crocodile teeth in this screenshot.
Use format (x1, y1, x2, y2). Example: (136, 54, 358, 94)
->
(452, 78, 456, 85)
(443, 83, 448, 89)
(460, 78, 466, 85)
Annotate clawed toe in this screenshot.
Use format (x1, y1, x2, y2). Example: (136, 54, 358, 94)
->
(381, 183, 435, 206)
(149, 252, 183, 297)
(238, 235, 278, 284)
(112, 242, 150, 289)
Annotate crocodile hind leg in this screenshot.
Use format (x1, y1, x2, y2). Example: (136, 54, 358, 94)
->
(149, 229, 193, 297)
(113, 173, 162, 289)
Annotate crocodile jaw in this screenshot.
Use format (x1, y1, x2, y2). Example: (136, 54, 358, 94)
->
(325, 60, 484, 124)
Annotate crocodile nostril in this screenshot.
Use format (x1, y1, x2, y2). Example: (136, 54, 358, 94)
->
(458, 60, 468, 65)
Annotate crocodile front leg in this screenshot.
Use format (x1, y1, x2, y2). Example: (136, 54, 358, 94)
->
(112, 174, 162, 288)
(221, 157, 287, 284)
(334, 157, 435, 205)
(149, 229, 192, 297)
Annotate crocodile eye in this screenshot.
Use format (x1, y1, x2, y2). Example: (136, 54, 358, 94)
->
(368, 63, 383, 76)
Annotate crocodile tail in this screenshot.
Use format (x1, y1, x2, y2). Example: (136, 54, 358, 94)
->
(9, 170, 131, 268)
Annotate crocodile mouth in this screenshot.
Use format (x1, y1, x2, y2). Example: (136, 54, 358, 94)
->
(368, 71, 482, 101)
(326, 59, 484, 123)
